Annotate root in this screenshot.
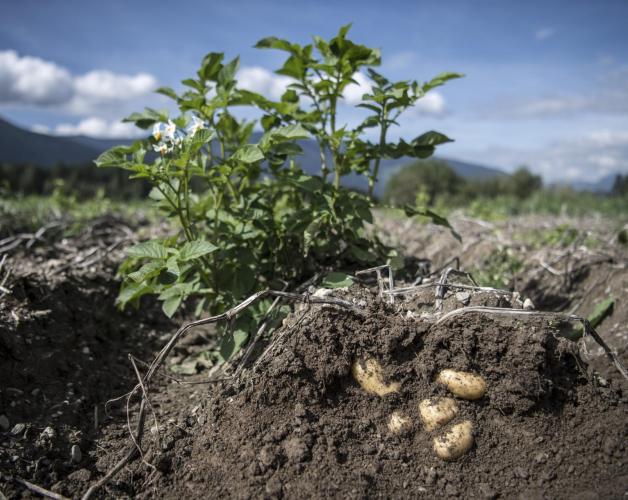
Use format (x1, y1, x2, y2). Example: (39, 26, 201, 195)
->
(13, 477, 70, 500)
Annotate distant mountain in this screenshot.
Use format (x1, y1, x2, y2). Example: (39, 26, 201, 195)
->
(0, 115, 506, 196)
(0, 117, 101, 166)
(567, 173, 617, 193)
(64, 135, 135, 151)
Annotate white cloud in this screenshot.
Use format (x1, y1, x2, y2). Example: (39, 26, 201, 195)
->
(415, 91, 446, 116)
(586, 129, 628, 146)
(535, 27, 556, 41)
(384, 51, 417, 71)
(342, 72, 372, 105)
(69, 70, 156, 114)
(0, 50, 157, 114)
(0, 50, 73, 105)
(459, 129, 628, 183)
(502, 67, 628, 118)
(31, 124, 51, 134)
(517, 96, 588, 115)
(237, 66, 292, 100)
(48, 117, 143, 138)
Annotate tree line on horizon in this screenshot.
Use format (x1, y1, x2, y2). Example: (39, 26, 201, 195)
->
(1, 160, 626, 203)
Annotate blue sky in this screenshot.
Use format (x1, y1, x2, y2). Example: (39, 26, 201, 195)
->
(1, 0, 628, 182)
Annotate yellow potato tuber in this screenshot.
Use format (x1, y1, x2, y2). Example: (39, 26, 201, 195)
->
(433, 420, 474, 460)
(436, 369, 487, 400)
(387, 412, 412, 434)
(351, 358, 400, 396)
(419, 397, 459, 431)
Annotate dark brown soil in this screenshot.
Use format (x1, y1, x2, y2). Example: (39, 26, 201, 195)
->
(101, 289, 624, 500)
(1, 214, 627, 499)
(0, 217, 177, 498)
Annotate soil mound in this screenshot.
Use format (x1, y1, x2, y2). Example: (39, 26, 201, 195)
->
(133, 288, 627, 499)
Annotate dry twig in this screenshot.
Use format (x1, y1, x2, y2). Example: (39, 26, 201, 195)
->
(13, 477, 70, 500)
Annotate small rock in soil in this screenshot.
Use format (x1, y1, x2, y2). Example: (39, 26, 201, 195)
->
(258, 444, 280, 469)
(283, 437, 311, 463)
(67, 469, 91, 482)
(40, 427, 56, 440)
(265, 475, 283, 497)
(293, 403, 306, 418)
(70, 444, 82, 463)
(425, 466, 438, 485)
(0, 414, 9, 431)
(533, 452, 547, 463)
(445, 483, 460, 497)
(246, 461, 261, 477)
(455, 291, 471, 305)
(10, 422, 25, 436)
(514, 466, 529, 479)
(477, 483, 497, 500)
(523, 298, 535, 310)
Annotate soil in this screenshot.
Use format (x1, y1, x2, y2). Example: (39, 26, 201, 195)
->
(1, 213, 627, 499)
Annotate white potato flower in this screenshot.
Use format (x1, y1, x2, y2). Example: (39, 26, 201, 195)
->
(164, 119, 177, 140)
(152, 122, 164, 141)
(187, 115, 206, 136)
(153, 142, 170, 156)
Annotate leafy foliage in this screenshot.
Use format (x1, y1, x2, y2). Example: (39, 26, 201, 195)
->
(470, 247, 523, 290)
(95, 26, 459, 362)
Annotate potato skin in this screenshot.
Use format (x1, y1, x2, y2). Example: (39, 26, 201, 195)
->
(351, 359, 400, 396)
(436, 369, 487, 400)
(387, 412, 412, 434)
(433, 420, 474, 460)
(419, 397, 459, 431)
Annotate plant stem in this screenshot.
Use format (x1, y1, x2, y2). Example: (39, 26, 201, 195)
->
(368, 102, 389, 199)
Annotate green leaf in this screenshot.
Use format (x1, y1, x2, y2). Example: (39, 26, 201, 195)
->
(233, 144, 265, 164)
(272, 142, 303, 156)
(255, 36, 295, 52)
(200, 52, 224, 81)
(162, 294, 183, 318)
(117, 281, 152, 307)
(126, 241, 169, 260)
(321, 272, 354, 288)
(181, 78, 205, 92)
(350, 246, 377, 263)
(403, 205, 461, 242)
(128, 261, 165, 283)
(412, 131, 453, 147)
(277, 55, 304, 79)
(156, 86, 177, 100)
(273, 123, 310, 140)
(218, 56, 239, 86)
(587, 296, 614, 330)
(179, 240, 218, 261)
(123, 108, 168, 129)
(94, 148, 125, 168)
(423, 72, 464, 93)
(285, 174, 322, 192)
(564, 296, 615, 341)
(217, 328, 249, 363)
(188, 128, 215, 152)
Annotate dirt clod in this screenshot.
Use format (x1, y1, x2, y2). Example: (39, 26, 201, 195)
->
(283, 437, 311, 463)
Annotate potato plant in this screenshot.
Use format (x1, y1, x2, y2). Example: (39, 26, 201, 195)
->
(95, 25, 460, 361)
